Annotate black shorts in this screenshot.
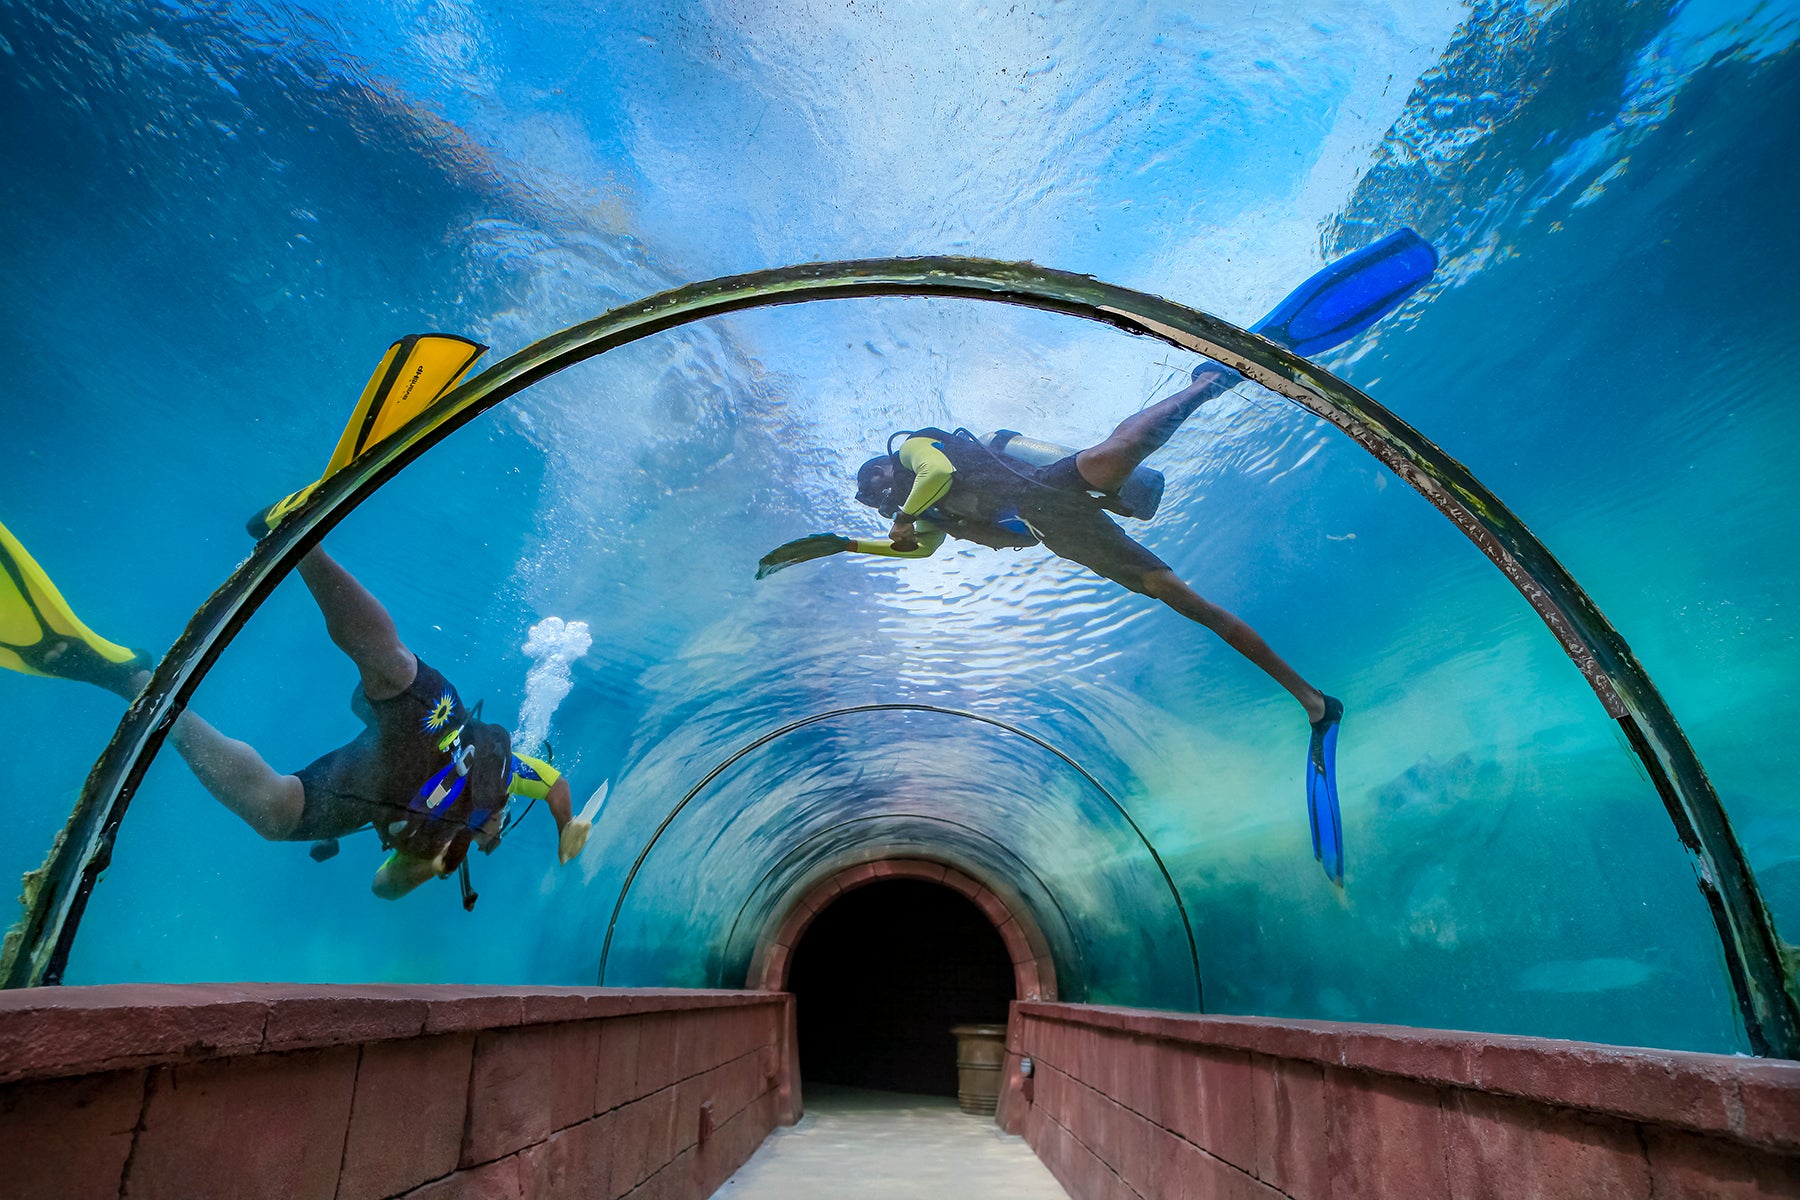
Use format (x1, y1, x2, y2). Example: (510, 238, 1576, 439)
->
(1024, 456, 1170, 595)
(290, 658, 456, 843)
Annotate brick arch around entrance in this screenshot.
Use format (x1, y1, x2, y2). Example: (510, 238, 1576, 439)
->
(746, 858, 1059, 1002)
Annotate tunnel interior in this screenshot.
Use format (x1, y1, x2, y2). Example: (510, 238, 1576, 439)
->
(787, 879, 1016, 1097)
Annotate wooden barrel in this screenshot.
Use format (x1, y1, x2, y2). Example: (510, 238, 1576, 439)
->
(950, 1023, 1008, 1115)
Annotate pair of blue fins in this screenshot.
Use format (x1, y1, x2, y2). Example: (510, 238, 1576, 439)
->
(0, 231, 1436, 888)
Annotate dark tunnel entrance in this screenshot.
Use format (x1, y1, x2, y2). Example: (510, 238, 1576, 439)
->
(788, 878, 1016, 1097)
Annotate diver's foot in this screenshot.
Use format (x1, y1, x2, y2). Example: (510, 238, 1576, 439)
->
(1191, 359, 1245, 388)
(115, 665, 154, 700)
(558, 819, 591, 865)
(1305, 699, 1346, 885)
(1310, 693, 1344, 733)
(95, 655, 156, 701)
(246, 483, 319, 540)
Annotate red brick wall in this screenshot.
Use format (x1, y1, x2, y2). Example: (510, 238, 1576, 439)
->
(1000, 1002, 1800, 1199)
(0, 983, 800, 1200)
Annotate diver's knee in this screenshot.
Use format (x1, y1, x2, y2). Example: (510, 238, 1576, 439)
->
(1139, 569, 1184, 600)
(1144, 572, 1224, 624)
(357, 648, 418, 704)
(254, 776, 306, 841)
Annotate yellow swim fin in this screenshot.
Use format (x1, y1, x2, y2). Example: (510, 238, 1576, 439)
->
(0, 517, 150, 694)
(250, 333, 488, 537)
(322, 332, 488, 478)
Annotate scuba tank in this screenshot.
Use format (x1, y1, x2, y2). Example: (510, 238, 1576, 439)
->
(979, 430, 1165, 520)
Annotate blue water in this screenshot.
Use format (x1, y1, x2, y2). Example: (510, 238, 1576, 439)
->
(2, 0, 1796, 1054)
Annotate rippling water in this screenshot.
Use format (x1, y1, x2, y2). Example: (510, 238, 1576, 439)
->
(2, 0, 1795, 1053)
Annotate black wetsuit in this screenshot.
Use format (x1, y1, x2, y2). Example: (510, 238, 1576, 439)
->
(911, 429, 1170, 594)
(292, 659, 512, 863)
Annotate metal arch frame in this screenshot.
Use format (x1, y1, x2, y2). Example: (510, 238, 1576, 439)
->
(1, 257, 1789, 1057)
(593, 704, 1192, 1000)
(713, 815, 1092, 998)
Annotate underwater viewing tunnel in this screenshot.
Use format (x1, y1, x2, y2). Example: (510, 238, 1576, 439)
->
(3, 1, 1800, 1197)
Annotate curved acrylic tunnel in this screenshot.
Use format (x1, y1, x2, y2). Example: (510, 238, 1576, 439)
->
(4, 260, 1793, 1060)
(596, 703, 1195, 1005)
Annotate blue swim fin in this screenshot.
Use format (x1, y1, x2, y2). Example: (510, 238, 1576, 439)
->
(1193, 228, 1439, 387)
(1254, 228, 1438, 358)
(1306, 695, 1345, 885)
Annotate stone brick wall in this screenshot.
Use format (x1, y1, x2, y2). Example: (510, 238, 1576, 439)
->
(0, 983, 799, 1200)
(1000, 1001, 1800, 1199)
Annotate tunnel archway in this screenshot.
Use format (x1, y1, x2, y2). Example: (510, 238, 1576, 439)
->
(599, 702, 1190, 1001)
(11, 256, 1791, 1059)
(749, 857, 1058, 1002)
(787, 878, 1014, 1097)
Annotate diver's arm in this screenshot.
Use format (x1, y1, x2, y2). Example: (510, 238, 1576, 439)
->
(848, 525, 947, 559)
(505, 755, 583, 861)
(895, 438, 955, 517)
(545, 775, 574, 830)
(889, 438, 957, 549)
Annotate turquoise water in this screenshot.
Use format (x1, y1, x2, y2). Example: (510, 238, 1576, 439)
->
(2, 0, 1797, 1054)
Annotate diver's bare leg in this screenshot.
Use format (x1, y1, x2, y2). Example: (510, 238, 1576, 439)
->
(117, 666, 305, 838)
(295, 548, 417, 700)
(1074, 365, 1237, 492)
(166, 709, 306, 840)
(1139, 569, 1326, 722)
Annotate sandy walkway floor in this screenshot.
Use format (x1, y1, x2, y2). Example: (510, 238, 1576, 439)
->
(715, 1085, 1068, 1199)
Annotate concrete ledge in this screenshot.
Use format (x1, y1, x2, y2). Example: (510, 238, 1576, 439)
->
(0, 983, 778, 1084)
(1005, 1002, 1800, 1199)
(0, 984, 794, 1200)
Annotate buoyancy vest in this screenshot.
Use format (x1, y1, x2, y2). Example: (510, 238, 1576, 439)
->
(353, 669, 514, 871)
(900, 428, 1101, 528)
(892, 431, 1051, 525)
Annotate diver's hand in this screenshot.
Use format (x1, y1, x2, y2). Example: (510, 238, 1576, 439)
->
(559, 819, 591, 865)
(756, 533, 853, 579)
(888, 517, 919, 552)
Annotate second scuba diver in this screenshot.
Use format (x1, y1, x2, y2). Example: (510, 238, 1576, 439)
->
(756, 232, 1444, 887)
(0, 518, 592, 903)
(759, 363, 1345, 884)
(1, 334, 597, 904)
(763, 360, 1342, 736)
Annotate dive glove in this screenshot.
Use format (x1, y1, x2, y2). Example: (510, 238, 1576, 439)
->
(756, 533, 852, 579)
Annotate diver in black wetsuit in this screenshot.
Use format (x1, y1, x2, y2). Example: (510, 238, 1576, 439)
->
(763, 362, 1338, 730)
(0, 514, 591, 901)
(140, 545, 592, 898)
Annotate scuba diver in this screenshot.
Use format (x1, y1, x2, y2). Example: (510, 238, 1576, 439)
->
(0, 519, 591, 901)
(854, 364, 1335, 730)
(0, 333, 593, 903)
(757, 230, 1440, 885)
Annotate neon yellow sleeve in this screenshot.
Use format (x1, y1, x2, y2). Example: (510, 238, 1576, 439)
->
(896, 436, 955, 516)
(508, 753, 562, 801)
(848, 523, 947, 559)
